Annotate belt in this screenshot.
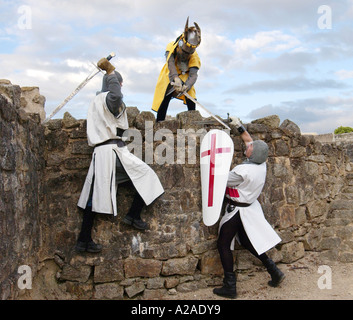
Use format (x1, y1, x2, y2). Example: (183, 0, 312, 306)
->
(95, 139, 125, 148)
(228, 199, 251, 207)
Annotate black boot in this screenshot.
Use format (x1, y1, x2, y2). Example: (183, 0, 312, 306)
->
(122, 192, 149, 230)
(75, 240, 102, 253)
(213, 272, 237, 299)
(86, 240, 103, 253)
(75, 207, 102, 253)
(122, 215, 149, 230)
(263, 258, 285, 287)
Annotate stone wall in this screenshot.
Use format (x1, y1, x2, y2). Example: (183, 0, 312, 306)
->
(0, 82, 45, 299)
(1, 81, 353, 300)
(314, 132, 353, 162)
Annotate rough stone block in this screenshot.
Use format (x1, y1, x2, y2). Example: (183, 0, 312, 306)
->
(161, 256, 198, 276)
(94, 283, 124, 300)
(60, 264, 92, 283)
(124, 258, 162, 278)
(200, 250, 223, 275)
(125, 281, 145, 298)
(280, 241, 305, 263)
(94, 259, 124, 283)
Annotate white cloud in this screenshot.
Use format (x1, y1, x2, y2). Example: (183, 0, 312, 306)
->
(1, 0, 353, 134)
(336, 70, 353, 80)
(225, 77, 347, 94)
(248, 96, 353, 134)
(234, 30, 301, 56)
(25, 69, 54, 81)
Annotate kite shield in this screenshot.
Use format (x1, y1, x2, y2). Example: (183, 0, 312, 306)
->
(200, 129, 234, 226)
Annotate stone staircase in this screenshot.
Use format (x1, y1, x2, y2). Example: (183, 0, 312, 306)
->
(321, 170, 353, 262)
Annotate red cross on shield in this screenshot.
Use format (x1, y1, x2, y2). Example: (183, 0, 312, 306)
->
(200, 129, 234, 226)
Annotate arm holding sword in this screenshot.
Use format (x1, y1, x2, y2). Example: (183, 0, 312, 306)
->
(97, 57, 125, 118)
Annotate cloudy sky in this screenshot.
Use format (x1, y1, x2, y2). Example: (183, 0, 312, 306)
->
(1, 0, 353, 134)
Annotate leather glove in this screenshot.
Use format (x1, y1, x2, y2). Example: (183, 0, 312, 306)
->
(230, 116, 246, 134)
(172, 77, 183, 92)
(97, 58, 115, 74)
(181, 84, 188, 93)
(229, 116, 242, 128)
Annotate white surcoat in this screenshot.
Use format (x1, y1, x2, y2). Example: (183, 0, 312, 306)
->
(219, 162, 281, 255)
(77, 92, 164, 215)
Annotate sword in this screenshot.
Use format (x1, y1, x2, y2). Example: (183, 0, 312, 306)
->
(42, 52, 116, 124)
(182, 91, 231, 130)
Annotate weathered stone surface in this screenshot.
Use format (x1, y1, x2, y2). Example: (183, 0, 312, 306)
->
(146, 277, 165, 290)
(135, 111, 155, 130)
(280, 241, 305, 263)
(177, 110, 203, 130)
(94, 283, 124, 300)
(65, 281, 93, 300)
(161, 256, 199, 276)
(274, 139, 290, 156)
(143, 288, 168, 300)
(126, 106, 140, 127)
(278, 206, 296, 228)
(60, 265, 92, 283)
(124, 258, 162, 278)
(251, 115, 280, 129)
(94, 259, 124, 283)
(280, 119, 301, 136)
(63, 112, 80, 129)
(2, 80, 353, 300)
(200, 250, 223, 275)
(177, 279, 208, 293)
(306, 200, 328, 219)
(164, 277, 179, 289)
(20, 86, 46, 121)
(0, 83, 45, 300)
(125, 281, 145, 298)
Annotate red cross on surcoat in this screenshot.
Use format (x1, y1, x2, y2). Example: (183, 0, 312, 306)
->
(201, 133, 231, 207)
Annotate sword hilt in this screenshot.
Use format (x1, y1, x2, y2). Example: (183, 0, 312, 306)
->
(106, 52, 116, 61)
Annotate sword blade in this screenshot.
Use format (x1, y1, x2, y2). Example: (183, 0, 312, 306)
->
(42, 52, 116, 124)
(183, 91, 231, 130)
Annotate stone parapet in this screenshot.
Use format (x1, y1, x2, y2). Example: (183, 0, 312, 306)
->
(1, 81, 352, 300)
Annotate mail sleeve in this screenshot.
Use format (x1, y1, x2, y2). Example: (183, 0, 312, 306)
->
(105, 74, 124, 117)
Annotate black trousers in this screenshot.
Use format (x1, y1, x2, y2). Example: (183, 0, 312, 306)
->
(217, 210, 269, 273)
(156, 93, 195, 122)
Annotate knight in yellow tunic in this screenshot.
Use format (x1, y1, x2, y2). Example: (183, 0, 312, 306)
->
(152, 18, 201, 121)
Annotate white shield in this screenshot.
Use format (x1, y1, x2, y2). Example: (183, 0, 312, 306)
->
(200, 129, 234, 226)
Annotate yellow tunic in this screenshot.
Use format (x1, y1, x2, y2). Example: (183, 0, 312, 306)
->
(152, 41, 201, 112)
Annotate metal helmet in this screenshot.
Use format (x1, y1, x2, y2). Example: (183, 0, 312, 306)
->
(178, 17, 201, 55)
